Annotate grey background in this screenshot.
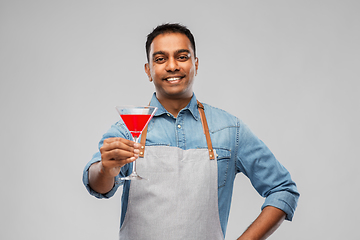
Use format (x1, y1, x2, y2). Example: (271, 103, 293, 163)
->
(1, 0, 359, 239)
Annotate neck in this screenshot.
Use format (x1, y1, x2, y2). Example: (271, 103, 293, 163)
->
(157, 95, 193, 118)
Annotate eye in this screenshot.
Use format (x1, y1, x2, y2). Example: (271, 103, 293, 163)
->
(154, 57, 166, 63)
(178, 54, 190, 61)
(178, 54, 190, 62)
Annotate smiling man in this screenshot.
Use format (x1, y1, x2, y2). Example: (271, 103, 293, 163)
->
(83, 23, 299, 240)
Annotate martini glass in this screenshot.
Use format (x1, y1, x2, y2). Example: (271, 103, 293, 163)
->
(115, 106, 157, 180)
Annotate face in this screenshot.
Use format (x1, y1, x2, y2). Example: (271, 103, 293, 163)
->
(145, 32, 198, 101)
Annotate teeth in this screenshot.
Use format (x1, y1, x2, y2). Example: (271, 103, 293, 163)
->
(167, 77, 181, 81)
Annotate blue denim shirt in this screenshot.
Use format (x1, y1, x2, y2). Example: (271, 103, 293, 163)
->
(83, 93, 299, 237)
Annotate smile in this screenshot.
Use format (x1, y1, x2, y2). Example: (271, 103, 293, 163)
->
(164, 76, 184, 82)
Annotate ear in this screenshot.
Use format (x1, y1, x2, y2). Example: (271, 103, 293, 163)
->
(144, 63, 152, 82)
(195, 57, 199, 76)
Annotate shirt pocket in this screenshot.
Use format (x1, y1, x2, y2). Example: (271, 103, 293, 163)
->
(215, 148, 231, 188)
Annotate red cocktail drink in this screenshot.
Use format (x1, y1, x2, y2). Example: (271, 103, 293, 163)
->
(120, 114, 152, 138)
(116, 105, 157, 180)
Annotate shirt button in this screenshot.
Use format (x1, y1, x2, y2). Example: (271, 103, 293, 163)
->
(167, 113, 170, 117)
(177, 124, 181, 129)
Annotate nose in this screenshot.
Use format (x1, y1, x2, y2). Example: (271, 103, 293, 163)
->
(165, 57, 179, 72)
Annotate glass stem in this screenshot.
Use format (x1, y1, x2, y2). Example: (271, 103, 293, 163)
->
(132, 136, 139, 174)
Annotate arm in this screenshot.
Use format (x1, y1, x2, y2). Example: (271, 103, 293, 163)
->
(237, 206, 286, 240)
(88, 137, 140, 194)
(236, 120, 299, 220)
(234, 120, 299, 238)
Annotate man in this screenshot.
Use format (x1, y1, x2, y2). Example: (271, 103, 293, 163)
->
(83, 23, 299, 240)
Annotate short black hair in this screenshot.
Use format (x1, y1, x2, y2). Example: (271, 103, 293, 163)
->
(145, 23, 196, 62)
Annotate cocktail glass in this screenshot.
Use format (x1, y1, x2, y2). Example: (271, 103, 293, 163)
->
(115, 106, 157, 180)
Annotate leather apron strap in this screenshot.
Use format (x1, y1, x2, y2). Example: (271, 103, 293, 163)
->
(139, 100, 214, 160)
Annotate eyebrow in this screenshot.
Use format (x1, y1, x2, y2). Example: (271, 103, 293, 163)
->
(176, 49, 191, 55)
(152, 51, 166, 57)
(152, 49, 191, 58)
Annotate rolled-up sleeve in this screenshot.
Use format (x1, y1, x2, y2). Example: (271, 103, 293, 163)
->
(235, 120, 299, 221)
(261, 190, 298, 220)
(82, 152, 124, 199)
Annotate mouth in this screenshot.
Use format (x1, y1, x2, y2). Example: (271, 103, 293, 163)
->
(163, 76, 185, 82)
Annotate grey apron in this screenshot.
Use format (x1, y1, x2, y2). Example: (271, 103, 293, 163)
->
(119, 102, 224, 240)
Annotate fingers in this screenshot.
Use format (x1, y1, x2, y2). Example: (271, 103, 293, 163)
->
(103, 138, 140, 149)
(102, 148, 137, 161)
(100, 137, 140, 169)
(103, 137, 138, 148)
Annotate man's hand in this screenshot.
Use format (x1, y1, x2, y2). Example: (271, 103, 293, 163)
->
(100, 137, 140, 177)
(237, 206, 286, 240)
(88, 137, 140, 194)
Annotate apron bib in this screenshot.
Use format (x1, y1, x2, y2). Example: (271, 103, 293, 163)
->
(119, 102, 224, 240)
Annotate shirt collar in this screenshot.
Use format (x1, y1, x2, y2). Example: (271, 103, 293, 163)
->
(149, 93, 200, 121)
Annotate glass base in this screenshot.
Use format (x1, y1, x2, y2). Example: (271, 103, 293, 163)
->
(120, 172, 147, 181)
